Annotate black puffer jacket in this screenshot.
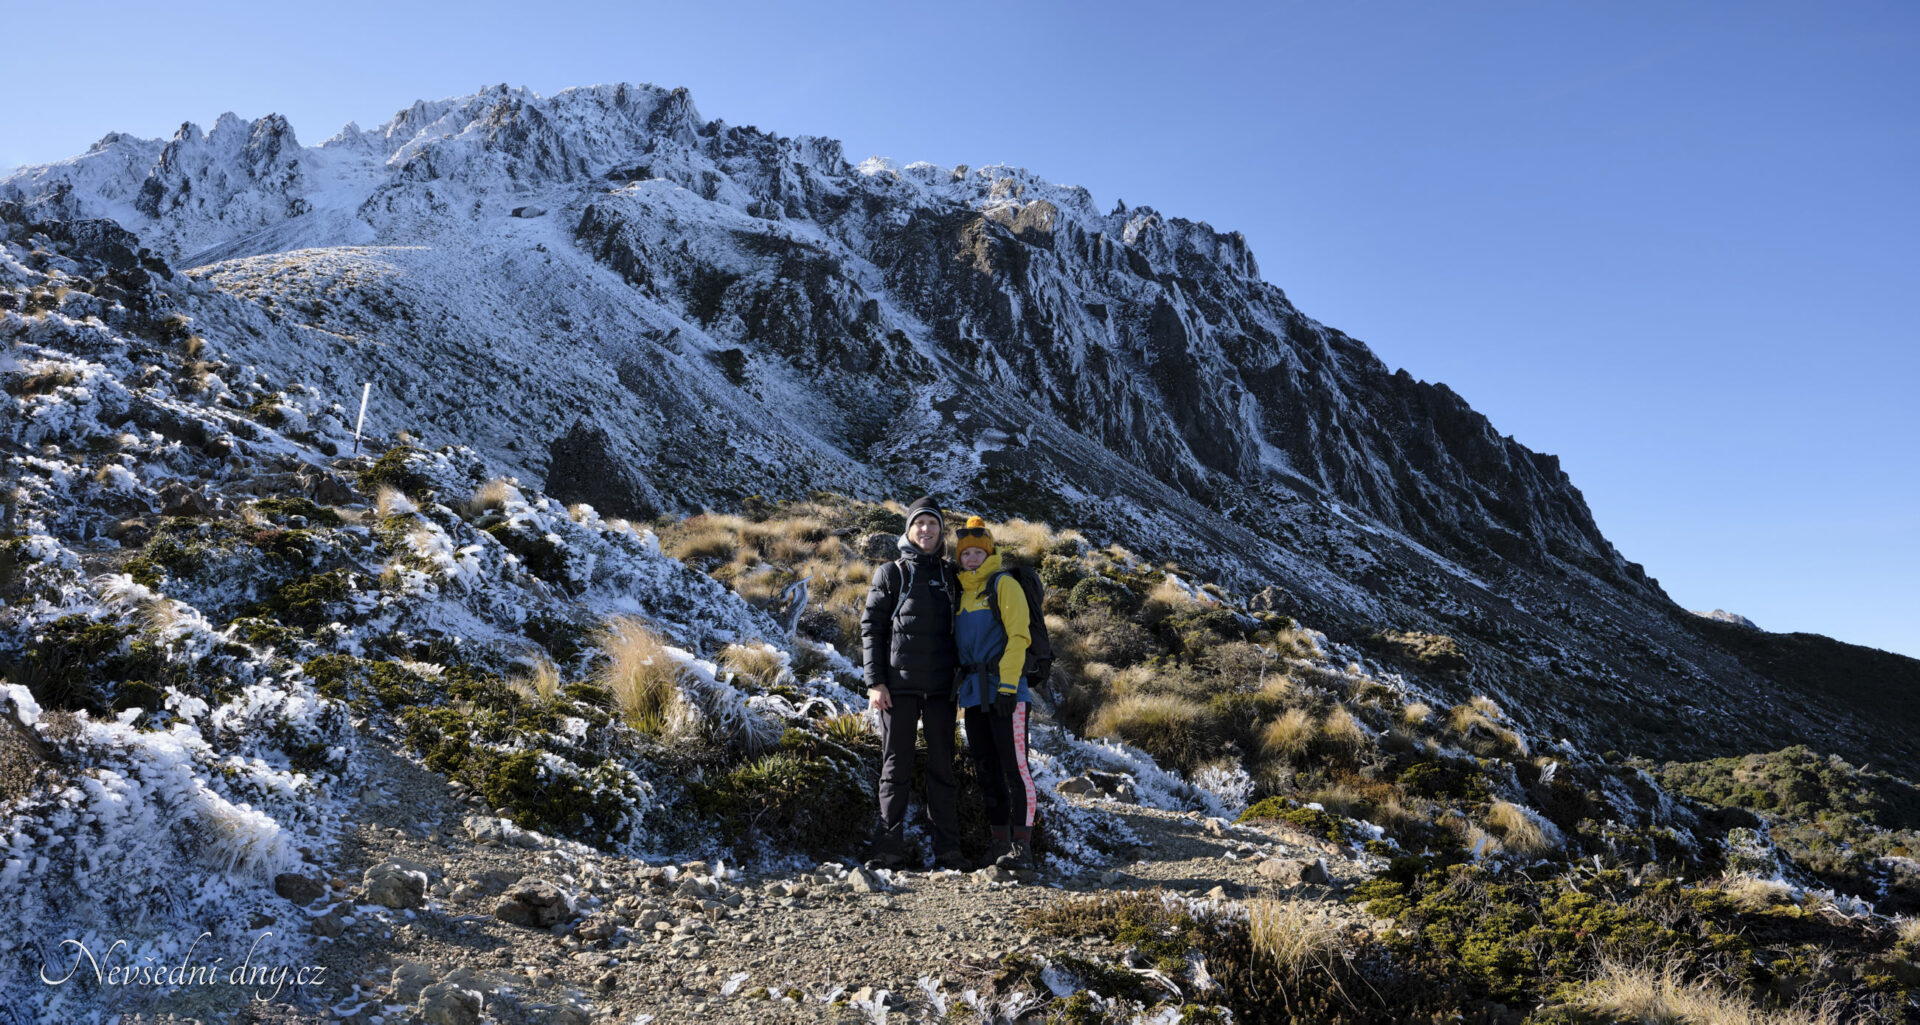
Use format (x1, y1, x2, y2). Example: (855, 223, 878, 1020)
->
(861, 537, 958, 696)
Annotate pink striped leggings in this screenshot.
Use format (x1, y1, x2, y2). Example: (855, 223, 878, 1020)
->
(962, 701, 1035, 831)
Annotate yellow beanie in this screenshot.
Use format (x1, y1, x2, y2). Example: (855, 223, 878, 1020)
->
(955, 515, 995, 559)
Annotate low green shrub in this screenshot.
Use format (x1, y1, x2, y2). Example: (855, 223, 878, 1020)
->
(360, 444, 428, 497)
(1068, 575, 1141, 617)
(690, 742, 870, 856)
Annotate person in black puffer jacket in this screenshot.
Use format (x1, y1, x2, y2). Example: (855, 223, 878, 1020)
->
(861, 495, 964, 870)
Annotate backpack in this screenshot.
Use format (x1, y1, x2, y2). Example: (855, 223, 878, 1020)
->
(985, 564, 1054, 682)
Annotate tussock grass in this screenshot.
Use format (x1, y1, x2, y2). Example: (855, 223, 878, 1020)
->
(181, 359, 214, 392)
(1141, 576, 1205, 626)
(1486, 800, 1560, 858)
(1369, 795, 1432, 837)
(1202, 640, 1278, 685)
(1321, 704, 1370, 764)
(508, 657, 562, 705)
(1269, 626, 1323, 660)
(592, 617, 688, 731)
(720, 643, 788, 691)
(1307, 782, 1365, 817)
(1448, 695, 1529, 758)
(1896, 917, 1920, 953)
(666, 522, 737, 563)
(11, 366, 81, 397)
(984, 517, 1059, 564)
(464, 477, 515, 518)
(134, 595, 183, 634)
(1249, 898, 1356, 1007)
(1401, 700, 1434, 726)
(1062, 610, 1157, 668)
(1262, 708, 1317, 761)
(375, 485, 415, 518)
(1086, 693, 1215, 771)
(1710, 871, 1797, 912)
(1569, 958, 1845, 1025)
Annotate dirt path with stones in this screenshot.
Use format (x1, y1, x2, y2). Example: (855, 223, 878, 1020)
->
(189, 730, 1378, 1024)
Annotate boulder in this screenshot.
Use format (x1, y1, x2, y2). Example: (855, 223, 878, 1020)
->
(392, 962, 434, 1003)
(418, 980, 482, 1025)
(273, 872, 325, 906)
(1256, 856, 1334, 887)
(310, 910, 345, 938)
(363, 860, 432, 909)
(495, 879, 574, 929)
(575, 916, 619, 941)
(1055, 775, 1098, 796)
(158, 482, 220, 517)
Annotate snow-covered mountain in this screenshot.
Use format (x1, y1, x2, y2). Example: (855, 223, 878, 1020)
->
(5, 81, 1913, 768)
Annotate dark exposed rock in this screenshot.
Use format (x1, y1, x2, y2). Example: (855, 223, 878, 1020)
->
(273, 872, 326, 905)
(543, 419, 662, 522)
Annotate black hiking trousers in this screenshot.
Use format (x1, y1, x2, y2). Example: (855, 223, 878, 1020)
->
(875, 692, 960, 857)
(963, 701, 1035, 831)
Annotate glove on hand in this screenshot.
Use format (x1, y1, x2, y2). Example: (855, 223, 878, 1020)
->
(993, 689, 1019, 718)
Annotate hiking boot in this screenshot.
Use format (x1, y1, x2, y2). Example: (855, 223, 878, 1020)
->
(932, 849, 969, 872)
(983, 825, 1011, 869)
(864, 848, 906, 871)
(995, 837, 1033, 872)
(993, 840, 1031, 871)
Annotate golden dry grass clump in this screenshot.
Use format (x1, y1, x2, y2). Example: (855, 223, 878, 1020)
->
(1894, 917, 1920, 954)
(986, 517, 1068, 564)
(719, 643, 789, 691)
(1140, 576, 1206, 626)
(508, 656, 562, 705)
(1485, 800, 1560, 858)
(1568, 959, 1847, 1025)
(374, 485, 415, 518)
(1320, 704, 1370, 765)
(1086, 693, 1216, 772)
(1262, 707, 1317, 762)
(1447, 694, 1529, 758)
(1248, 899, 1357, 1007)
(592, 616, 688, 731)
(1707, 872, 1797, 913)
(463, 477, 515, 519)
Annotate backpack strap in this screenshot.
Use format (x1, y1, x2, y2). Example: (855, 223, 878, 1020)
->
(985, 569, 1009, 628)
(986, 568, 1041, 680)
(889, 558, 911, 635)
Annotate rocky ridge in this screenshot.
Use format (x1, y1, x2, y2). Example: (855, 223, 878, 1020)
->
(6, 83, 1913, 769)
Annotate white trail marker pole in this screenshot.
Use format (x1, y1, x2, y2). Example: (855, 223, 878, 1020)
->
(352, 382, 372, 455)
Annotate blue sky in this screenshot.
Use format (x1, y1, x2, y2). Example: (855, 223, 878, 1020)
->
(6, 1, 1916, 657)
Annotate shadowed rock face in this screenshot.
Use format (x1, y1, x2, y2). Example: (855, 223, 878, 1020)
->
(6, 84, 1913, 768)
(545, 420, 661, 523)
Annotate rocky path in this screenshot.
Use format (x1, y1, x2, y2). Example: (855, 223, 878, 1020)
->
(218, 732, 1378, 1024)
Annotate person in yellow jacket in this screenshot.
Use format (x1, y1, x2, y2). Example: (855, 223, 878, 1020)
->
(952, 517, 1038, 870)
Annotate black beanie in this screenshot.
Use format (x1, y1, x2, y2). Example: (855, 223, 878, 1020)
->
(903, 496, 944, 534)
